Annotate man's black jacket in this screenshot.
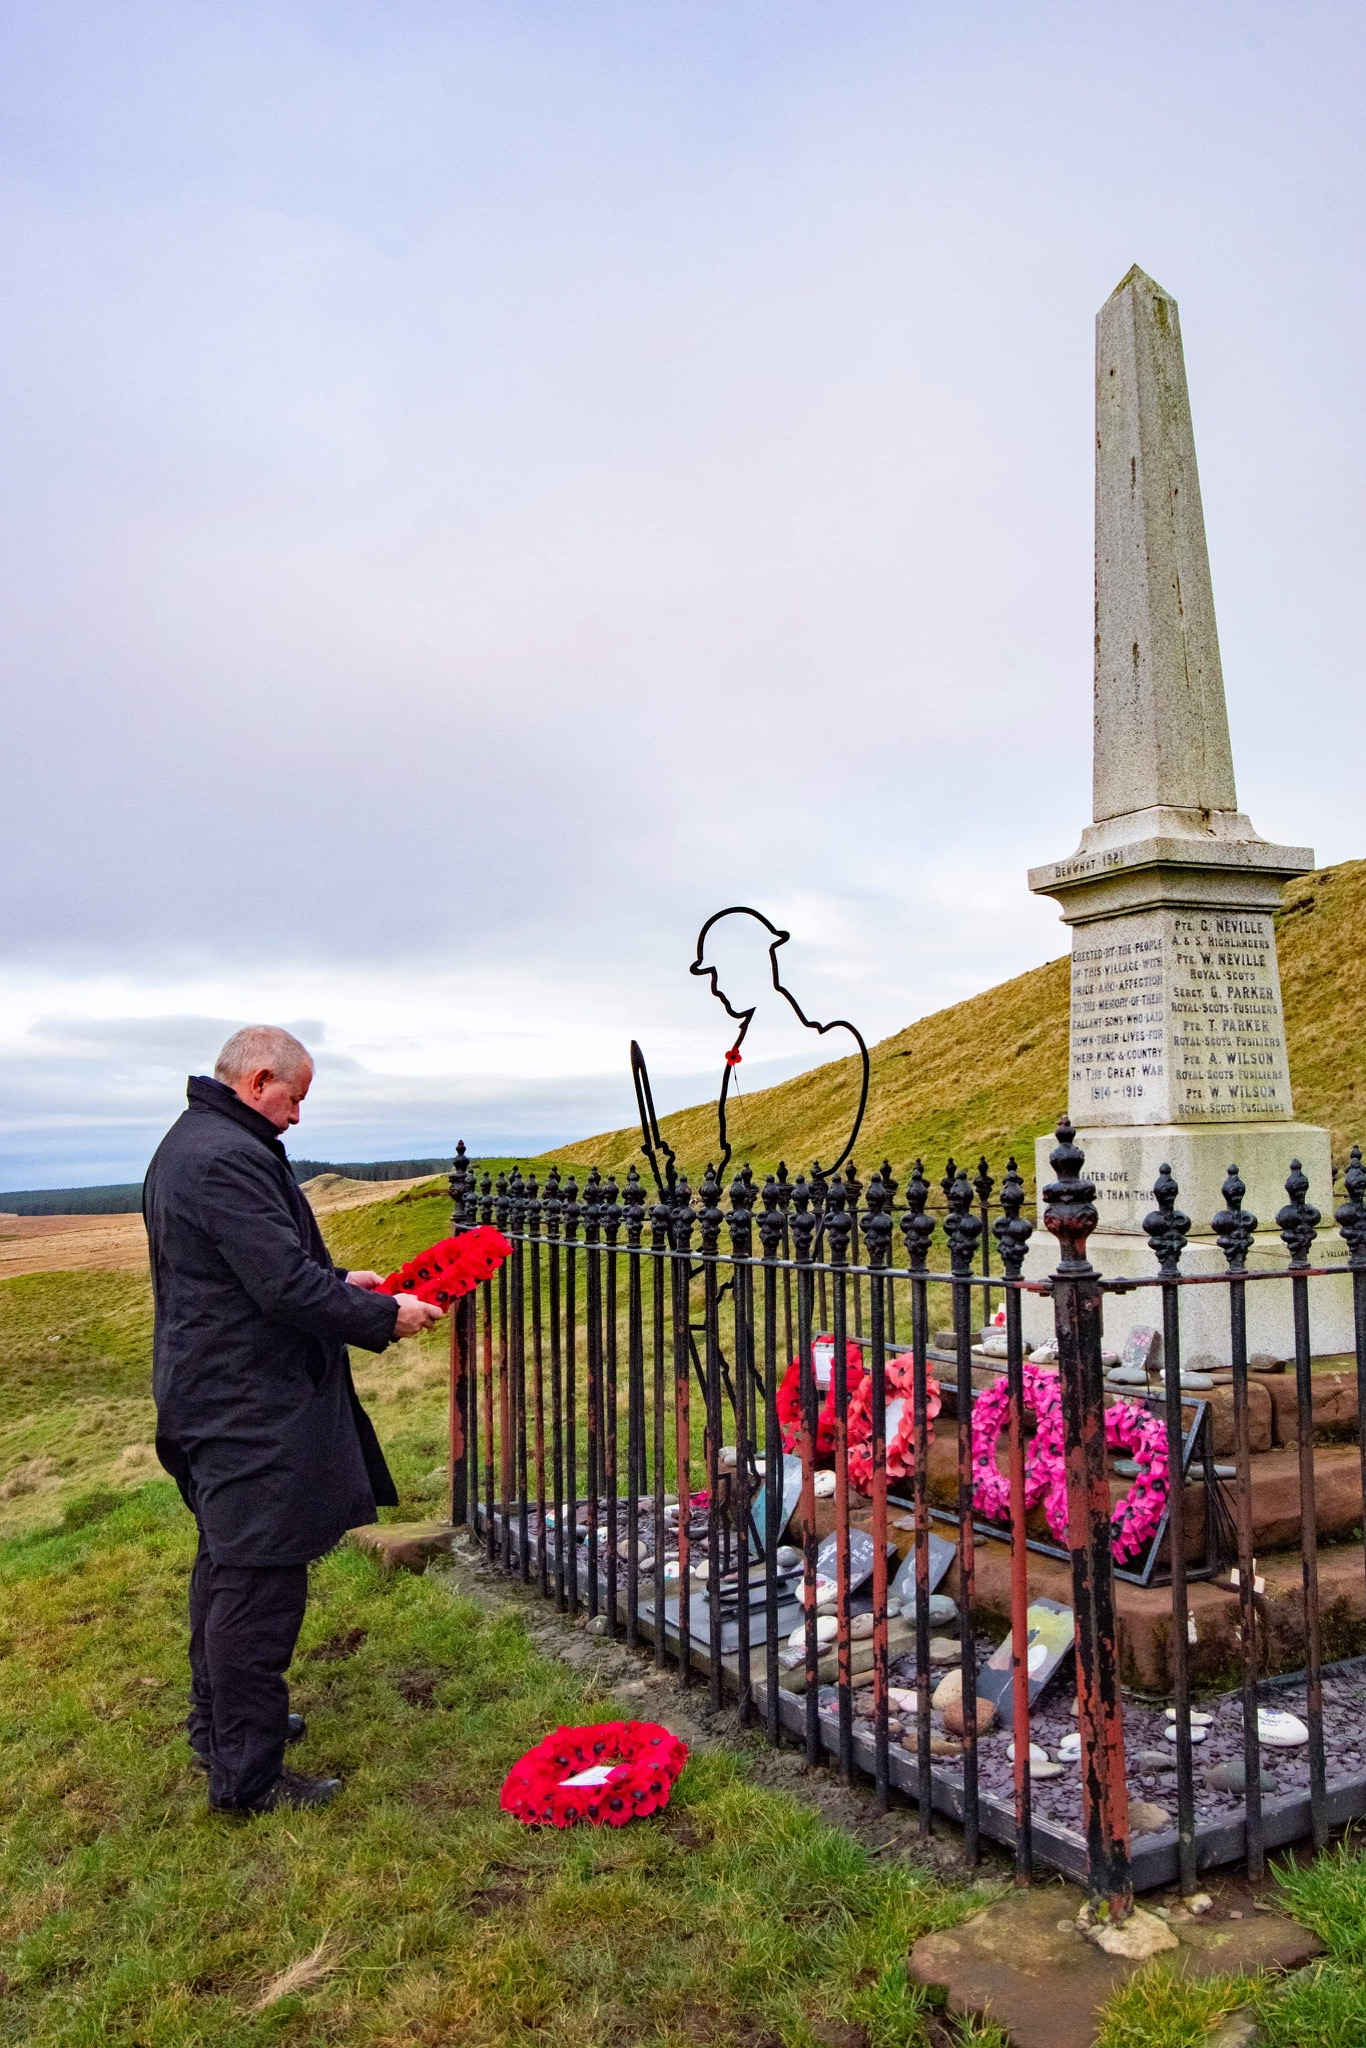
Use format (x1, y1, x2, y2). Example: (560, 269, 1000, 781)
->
(144, 1076, 400, 1567)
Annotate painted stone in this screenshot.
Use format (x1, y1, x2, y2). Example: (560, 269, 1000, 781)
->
(1257, 1708, 1309, 1749)
(1122, 1326, 1161, 1373)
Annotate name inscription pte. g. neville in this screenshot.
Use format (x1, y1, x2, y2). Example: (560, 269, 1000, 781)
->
(1069, 906, 1293, 1126)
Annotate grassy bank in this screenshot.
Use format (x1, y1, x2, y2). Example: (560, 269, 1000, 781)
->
(0, 1483, 1002, 2047)
(9, 1188, 1366, 2041)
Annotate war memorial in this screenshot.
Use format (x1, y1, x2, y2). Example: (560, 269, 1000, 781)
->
(426, 268, 1366, 1959)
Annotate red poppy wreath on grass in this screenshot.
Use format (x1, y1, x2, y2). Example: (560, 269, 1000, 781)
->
(499, 1721, 689, 1828)
(378, 1226, 512, 1310)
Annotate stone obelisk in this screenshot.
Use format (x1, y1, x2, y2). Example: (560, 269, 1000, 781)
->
(1027, 265, 1346, 1356)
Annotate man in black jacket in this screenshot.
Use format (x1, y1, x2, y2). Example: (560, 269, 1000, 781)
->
(144, 1024, 443, 1814)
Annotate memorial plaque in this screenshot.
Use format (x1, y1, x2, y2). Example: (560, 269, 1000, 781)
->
(748, 1452, 805, 1557)
(1069, 906, 1293, 1128)
(815, 1527, 887, 1596)
(976, 1598, 1075, 1730)
(890, 1534, 956, 1605)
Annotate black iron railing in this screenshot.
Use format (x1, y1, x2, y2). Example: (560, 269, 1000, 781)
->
(441, 1119, 1366, 1915)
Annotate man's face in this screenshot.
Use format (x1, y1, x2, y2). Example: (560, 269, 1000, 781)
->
(233, 1063, 313, 1131)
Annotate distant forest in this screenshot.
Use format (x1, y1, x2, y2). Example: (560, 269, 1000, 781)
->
(0, 1158, 453, 1217)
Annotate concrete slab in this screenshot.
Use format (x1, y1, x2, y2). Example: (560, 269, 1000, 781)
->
(908, 1880, 1321, 2048)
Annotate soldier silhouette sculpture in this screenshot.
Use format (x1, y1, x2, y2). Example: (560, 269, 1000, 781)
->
(631, 905, 870, 1192)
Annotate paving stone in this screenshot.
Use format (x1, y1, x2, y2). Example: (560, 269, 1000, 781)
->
(348, 1521, 456, 1575)
(1084, 1905, 1179, 1958)
(908, 1882, 1322, 2048)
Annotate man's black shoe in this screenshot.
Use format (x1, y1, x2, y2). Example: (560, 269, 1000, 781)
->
(190, 1711, 306, 1772)
(211, 1767, 343, 1817)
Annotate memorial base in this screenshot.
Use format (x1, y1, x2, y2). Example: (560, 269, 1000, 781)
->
(1023, 1122, 1352, 1361)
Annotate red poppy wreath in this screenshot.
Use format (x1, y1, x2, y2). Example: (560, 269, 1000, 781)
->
(845, 1353, 943, 1494)
(499, 1721, 689, 1828)
(378, 1225, 512, 1310)
(776, 1342, 868, 1460)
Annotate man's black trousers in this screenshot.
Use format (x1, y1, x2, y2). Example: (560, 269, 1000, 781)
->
(188, 1532, 308, 1810)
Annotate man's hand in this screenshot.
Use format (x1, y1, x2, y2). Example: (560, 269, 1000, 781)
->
(345, 1270, 385, 1291)
(392, 1292, 445, 1338)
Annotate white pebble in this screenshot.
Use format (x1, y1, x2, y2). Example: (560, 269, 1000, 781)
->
(1006, 1740, 1049, 1765)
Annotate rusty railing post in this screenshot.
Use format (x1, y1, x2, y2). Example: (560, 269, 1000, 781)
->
(1044, 1116, 1132, 1922)
(447, 1141, 474, 1528)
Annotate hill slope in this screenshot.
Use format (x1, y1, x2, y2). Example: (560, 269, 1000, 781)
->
(549, 857, 1366, 1190)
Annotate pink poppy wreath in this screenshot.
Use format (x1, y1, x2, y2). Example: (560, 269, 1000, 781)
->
(1102, 1400, 1170, 1562)
(776, 1343, 868, 1461)
(970, 1366, 1168, 1562)
(846, 1353, 942, 1494)
(969, 1361, 1064, 1528)
(499, 1720, 689, 1829)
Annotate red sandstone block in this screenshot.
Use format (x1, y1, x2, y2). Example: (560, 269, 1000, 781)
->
(1265, 1368, 1359, 1445)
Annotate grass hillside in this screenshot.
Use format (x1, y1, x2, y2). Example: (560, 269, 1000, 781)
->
(7, 915, 1366, 2040)
(549, 857, 1366, 1191)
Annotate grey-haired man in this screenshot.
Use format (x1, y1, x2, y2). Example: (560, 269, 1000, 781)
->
(144, 1026, 442, 1813)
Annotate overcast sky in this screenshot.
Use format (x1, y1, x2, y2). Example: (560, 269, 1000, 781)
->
(1, 2, 1362, 1186)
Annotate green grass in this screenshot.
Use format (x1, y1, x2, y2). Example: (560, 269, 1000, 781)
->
(12, 1174, 1366, 2042)
(0, 1482, 997, 2046)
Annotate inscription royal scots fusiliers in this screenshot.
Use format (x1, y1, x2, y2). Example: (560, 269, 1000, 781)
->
(1069, 907, 1293, 1126)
